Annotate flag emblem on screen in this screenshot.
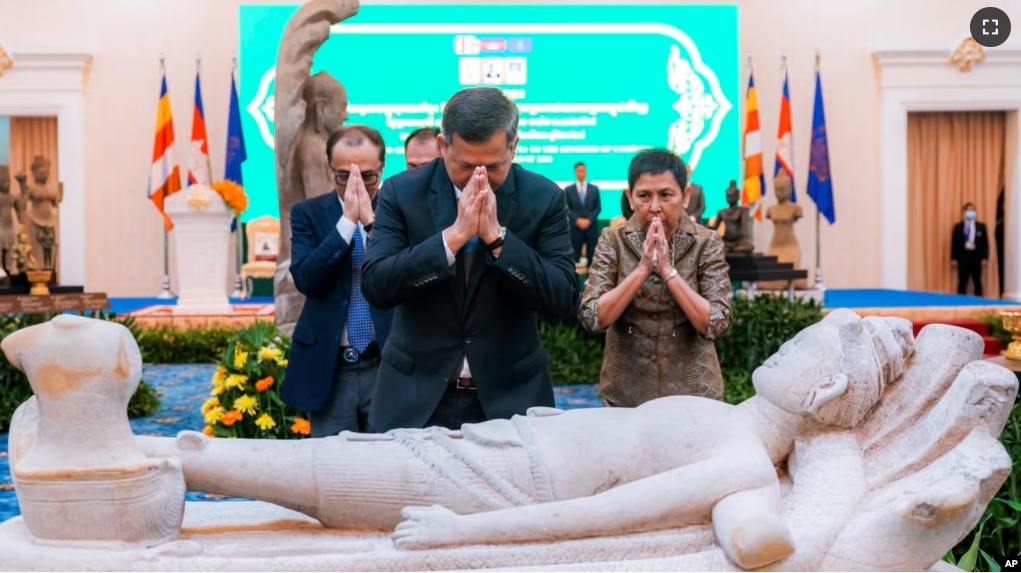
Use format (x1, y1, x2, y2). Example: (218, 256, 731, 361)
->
(505, 57, 527, 85)
(508, 37, 533, 54)
(479, 38, 507, 53)
(454, 36, 480, 55)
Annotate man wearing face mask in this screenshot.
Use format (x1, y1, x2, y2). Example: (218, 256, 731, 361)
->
(282, 125, 393, 436)
(362, 87, 579, 432)
(951, 201, 989, 297)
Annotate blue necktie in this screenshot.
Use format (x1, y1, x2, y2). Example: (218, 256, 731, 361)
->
(347, 228, 374, 352)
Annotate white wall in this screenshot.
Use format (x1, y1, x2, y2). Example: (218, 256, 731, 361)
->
(0, 0, 1017, 295)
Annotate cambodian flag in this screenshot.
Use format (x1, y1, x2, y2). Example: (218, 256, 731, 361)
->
(188, 71, 212, 186)
(774, 69, 796, 202)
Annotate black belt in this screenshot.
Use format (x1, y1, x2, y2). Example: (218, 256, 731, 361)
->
(340, 342, 379, 364)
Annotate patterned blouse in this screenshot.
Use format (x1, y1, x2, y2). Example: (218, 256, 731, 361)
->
(578, 215, 732, 407)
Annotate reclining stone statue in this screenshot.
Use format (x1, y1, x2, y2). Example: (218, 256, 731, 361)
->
(0, 309, 1015, 572)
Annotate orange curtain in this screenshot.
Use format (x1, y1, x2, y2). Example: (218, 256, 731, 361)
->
(8, 117, 58, 181)
(907, 112, 1005, 298)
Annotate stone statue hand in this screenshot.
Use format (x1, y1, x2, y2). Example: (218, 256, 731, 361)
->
(341, 164, 362, 224)
(392, 505, 468, 550)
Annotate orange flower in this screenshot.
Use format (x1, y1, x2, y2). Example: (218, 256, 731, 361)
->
(255, 376, 275, 393)
(221, 410, 244, 427)
(210, 180, 249, 214)
(291, 417, 311, 436)
(203, 426, 215, 437)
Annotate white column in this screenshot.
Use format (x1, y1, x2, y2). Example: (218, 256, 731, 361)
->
(880, 95, 909, 290)
(57, 99, 86, 286)
(1003, 111, 1021, 301)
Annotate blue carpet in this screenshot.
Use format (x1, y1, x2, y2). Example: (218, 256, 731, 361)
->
(109, 297, 275, 315)
(823, 288, 1020, 309)
(0, 364, 600, 523)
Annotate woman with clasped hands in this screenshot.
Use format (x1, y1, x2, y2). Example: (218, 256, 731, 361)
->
(579, 149, 732, 407)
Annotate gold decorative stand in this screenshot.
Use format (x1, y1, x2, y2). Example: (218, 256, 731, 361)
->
(1003, 311, 1021, 362)
(26, 270, 53, 296)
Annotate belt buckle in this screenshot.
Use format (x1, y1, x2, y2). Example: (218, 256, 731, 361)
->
(455, 377, 475, 390)
(342, 347, 359, 363)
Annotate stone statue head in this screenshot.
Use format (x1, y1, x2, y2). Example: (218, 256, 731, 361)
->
(0, 165, 9, 193)
(30, 156, 50, 184)
(303, 72, 348, 135)
(753, 309, 915, 429)
(774, 170, 792, 203)
(725, 180, 739, 207)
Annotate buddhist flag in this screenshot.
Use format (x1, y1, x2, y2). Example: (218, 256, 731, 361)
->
(807, 64, 835, 224)
(741, 72, 764, 220)
(188, 71, 212, 186)
(224, 70, 247, 233)
(148, 72, 181, 231)
(775, 67, 796, 202)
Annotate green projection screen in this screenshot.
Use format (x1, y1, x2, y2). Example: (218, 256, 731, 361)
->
(239, 4, 739, 222)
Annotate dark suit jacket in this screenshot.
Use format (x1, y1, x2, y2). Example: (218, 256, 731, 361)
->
(951, 220, 989, 263)
(362, 159, 579, 432)
(564, 182, 601, 225)
(281, 192, 393, 414)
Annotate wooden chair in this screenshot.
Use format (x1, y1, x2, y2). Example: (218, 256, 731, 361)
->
(240, 216, 280, 300)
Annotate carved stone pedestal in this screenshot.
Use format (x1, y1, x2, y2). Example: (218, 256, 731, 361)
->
(165, 186, 232, 315)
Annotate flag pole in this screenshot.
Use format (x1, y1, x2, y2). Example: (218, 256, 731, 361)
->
(229, 54, 244, 300)
(157, 53, 175, 300)
(813, 50, 825, 292)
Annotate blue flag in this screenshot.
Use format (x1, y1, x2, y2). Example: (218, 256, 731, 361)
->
(225, 73, 247, 232)
(807, 69, 834, 224)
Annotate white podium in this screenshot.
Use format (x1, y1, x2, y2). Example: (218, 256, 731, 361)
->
(165, 185, 233, 315)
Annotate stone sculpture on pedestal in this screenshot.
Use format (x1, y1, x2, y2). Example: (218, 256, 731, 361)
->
(273, 0, 358, 335)
(0, 165, 21, 276)
(14, 156, 62, 278)
(0, 308, 1015, 571)
(759, 171, 807, 290)
(708, 180, 754, 254)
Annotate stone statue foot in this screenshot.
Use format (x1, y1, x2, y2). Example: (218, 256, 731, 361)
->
(392, 505, 468, 551)
(728, 513, 795, 569)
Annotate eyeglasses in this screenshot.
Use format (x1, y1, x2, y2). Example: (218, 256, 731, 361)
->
(332, 168, 380, 187)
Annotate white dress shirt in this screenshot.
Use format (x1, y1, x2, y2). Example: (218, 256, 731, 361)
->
(335, 195, 370, 346)
(577, 180, 587, 202)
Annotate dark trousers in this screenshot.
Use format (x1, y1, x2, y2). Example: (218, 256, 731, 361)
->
(571, 224, 599, 265)
(310, 355, 379, 437)
(957, 260, 984, 297)
(424, 383, 487, 430)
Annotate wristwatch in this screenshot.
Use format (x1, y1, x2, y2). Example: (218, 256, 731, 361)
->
(485, 227, 507, 251)
(666, 268, 679, 282)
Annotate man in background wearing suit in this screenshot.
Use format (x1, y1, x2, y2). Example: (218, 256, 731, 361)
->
(282, 125, 393, 437)
(362, 87, 579, 432)
(951, 201, 989, 297)
(404, 127, 440, 170)
(564, 162, 601, 267)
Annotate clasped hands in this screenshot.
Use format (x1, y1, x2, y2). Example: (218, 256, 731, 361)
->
(444, 166, 502, 253)
(639, 217, 674, 280)
(340, 165, 375, 227)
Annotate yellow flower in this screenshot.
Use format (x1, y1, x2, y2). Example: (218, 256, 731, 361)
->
(204, 406, 224, 425)
(257, 346, 283, 362)
(225, 374, 248, 390)
(255, 413, 276, 431)
(211, 384, 224, 396)
(233, 394, 258, 416)
(212, 366, 227, 386)
(276, 358, 289, 368)
(200, 397, 220, 415)
(233, 347, 249, 370)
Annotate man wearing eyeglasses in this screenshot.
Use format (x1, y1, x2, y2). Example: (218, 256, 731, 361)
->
(282, 125, 393, 436)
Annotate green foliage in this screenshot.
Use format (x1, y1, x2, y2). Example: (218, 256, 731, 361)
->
(127, 380, 162, 419)
(715, 294, 825, 405)
(981, 313, 1014, 349)
(946, 401, 1021, 571)
(124, 319, 236, 364)
(538, 321, 604, 385)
